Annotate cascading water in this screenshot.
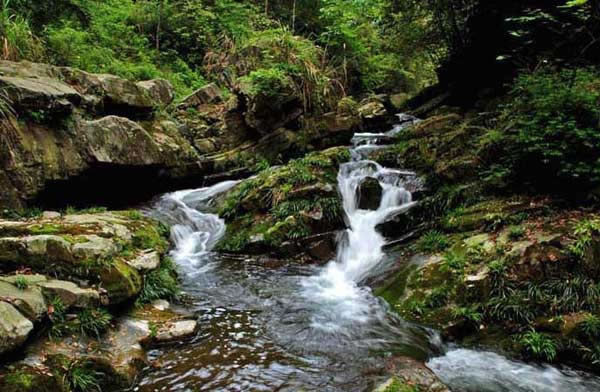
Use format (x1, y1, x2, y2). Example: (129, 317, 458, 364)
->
(300, 117, 420, 331)
(138, 115, 600, 392)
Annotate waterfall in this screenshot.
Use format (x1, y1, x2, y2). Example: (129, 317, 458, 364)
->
(301, 115, 420, 330)
(151, 180, 239, 275)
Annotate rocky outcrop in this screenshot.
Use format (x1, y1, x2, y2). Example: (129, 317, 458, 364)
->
(215, 147, 350, 259)
(0, 60, 203, 209)
(0, 211, 168, 304)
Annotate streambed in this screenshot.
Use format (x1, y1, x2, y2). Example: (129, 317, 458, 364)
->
(135, 118, 600, 392)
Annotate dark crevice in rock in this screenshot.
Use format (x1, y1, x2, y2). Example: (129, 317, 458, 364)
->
(32, 165, 183, 209)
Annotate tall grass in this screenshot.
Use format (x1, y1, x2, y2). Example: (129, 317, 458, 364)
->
(0, 0, 44, 61)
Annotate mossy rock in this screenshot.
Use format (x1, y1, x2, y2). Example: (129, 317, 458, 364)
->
(216, 147, 350, 256)
(0, 365, 60, 392)
(98, 260, 143, 304)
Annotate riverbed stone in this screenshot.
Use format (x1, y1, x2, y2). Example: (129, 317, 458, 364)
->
(0, 302, 33, 355)
(147, 319, 198, 344)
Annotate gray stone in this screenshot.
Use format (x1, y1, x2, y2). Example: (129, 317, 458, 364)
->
(38, 280, 99, 308)
(137, 79, 174, 107)
(72, 235, 119, 260)
(153, 320, 198, 342)
(42, 211, 61, 219)
(0, 281, 46, 321)
(178, 83, 222, 108)
(0, 302, 33, 355)
(126, 250, 160, 271)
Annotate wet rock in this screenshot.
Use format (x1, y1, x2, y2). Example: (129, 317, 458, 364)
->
(0, 302, 33, 355)
(237, 76, 303, 135)
(95, 74, 155, 115)
(389, 93, 411, 110)
(71, 235, 119, 260)
(151, 299, 170, 311)
(136, 79, 174, 107)
(83, 115, 162, 165)
(38, 280, 100, 308)
(142, 319, 198, 346)
(460, 266, 491, 301)
(0, 281, 46, 321)
(357, 177, 383, 210)
(99, 261, 143, 304)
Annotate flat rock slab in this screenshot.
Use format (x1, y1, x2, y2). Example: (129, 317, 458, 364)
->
(38, 280, 99, 308)
(0, 281, 46, 321)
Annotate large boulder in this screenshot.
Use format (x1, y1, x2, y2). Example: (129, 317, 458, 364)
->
(0, 302, 33, 355)
(237, 74, 303, 135)
(136, 79, 174, 107)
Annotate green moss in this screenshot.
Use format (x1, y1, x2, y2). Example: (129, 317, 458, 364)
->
(382, 377, 420, 392)
(132, 224, 169, 253)
(28, 223, 62, 235)
(216, 147, 349, 255)
(98, 260, 142, 303)
(0, 366, 60, 392)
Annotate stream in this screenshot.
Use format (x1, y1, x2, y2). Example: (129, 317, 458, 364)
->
(136, 116, 600, 391)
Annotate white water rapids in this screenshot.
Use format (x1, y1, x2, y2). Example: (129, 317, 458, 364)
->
(141, 115, 600, 391)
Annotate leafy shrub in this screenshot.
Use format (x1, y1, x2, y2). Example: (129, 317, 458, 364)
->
(579, 314, 600, 339)
(13, 276, 28, 290)
(518, 329, 558, 362)
(415, 230, 449, 253)
(502, 68, 600, 191)
(77, 308, 112, 338)
(569, 217, 600, 258)
(137, 257, 179, 304)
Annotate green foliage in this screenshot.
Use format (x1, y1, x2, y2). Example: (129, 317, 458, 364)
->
(137, 257, 179, 304)
(415, 230, 449, 253)
(500, 68, 600, 190)
(579, 314, 600, 338)
(440, 251, 466, 274)
(451, 305, 483, 325)
(13, 276, 28, 290)
(0, 0, 45, 61)
(519, 329, 558, 362)
(508, 225, 525, 240)
(383, 377, 420, 392)
(132, 224, 169, 252)
(65, 361, 102, 392)
(569, 217, 600, 258)
(77, 308, 112, 338)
